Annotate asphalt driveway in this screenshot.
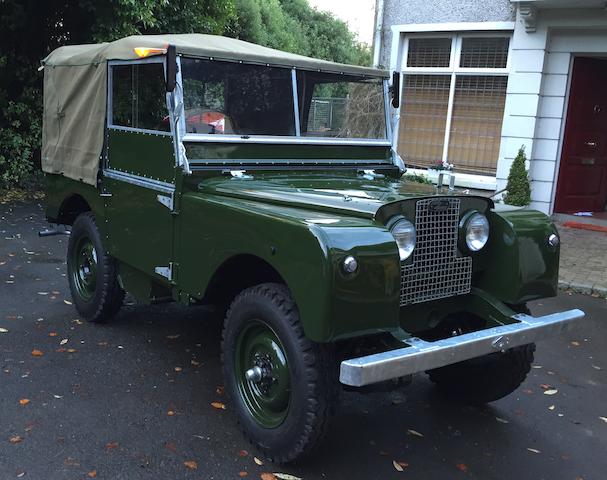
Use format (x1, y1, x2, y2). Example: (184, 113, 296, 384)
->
(1, 200, 606, 479)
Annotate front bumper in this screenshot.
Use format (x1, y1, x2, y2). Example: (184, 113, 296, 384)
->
(340, 308, 584, 387)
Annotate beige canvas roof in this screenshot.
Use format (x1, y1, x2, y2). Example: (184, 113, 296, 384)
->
(41, 34, 387, 186)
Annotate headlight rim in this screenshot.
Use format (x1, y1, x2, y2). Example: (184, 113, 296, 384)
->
(460, 210, 490, 252)
(388, 216, 416, 261)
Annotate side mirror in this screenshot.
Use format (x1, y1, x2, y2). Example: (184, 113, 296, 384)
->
(391, 71, 400, 109)
(166, 45, 177, 92)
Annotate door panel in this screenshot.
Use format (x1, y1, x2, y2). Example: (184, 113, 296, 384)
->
(104, 129, 175, 280)
(555, 57, 607, 213)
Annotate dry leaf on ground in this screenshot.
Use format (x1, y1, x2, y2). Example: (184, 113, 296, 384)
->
(87, 471, 97, 478)
(456, 463, 468, 472)
(64, 300, 72, 305)
(174, 367, 182, 372)
(106, 442, 119, 450)
(254, 457, 264, 465)
(0, 328, 8, 333)
(495, 417, 509, 424)
(166, 334, 180, 339)
(9, 435, 22, 444)
(211, 402, 226, 410)
(527, 448, 541, 454)
(19, 399, 30, 406)
(167, 410, 175, 416)
(60, 339, 68, 345)
(407, 429, 424, 437)
(183, 460, 198, 470)
(260, 474, 277, 480)
(49, 332, 57, 337)
(274, 473, 303, 480)
(238, 472, 248, 478)
(239, 449, 249, 457)
(544, 389, 558, 395)
(599, 416, 607, 423)
(31, 349, 43, 357)
(393, 460, 404, 472)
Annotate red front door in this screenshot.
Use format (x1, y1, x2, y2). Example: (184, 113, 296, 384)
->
(555, 57, 607, 213)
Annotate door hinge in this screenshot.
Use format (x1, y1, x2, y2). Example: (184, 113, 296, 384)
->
(154, 262, 173, 281)
(157, 193, 174, 210)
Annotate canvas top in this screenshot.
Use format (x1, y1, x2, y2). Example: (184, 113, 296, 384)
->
(42, 33, 388, 77)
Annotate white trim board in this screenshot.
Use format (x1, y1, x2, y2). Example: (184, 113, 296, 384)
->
(391, 22, 515, 34)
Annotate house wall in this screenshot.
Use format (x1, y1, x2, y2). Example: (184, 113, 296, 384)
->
(378, 0, 515, 67)
(498, 8, 607, 213)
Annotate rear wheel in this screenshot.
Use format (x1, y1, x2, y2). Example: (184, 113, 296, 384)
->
(221, 283, 336, 463)
(427, 306, 535, 405)
(67, 212, 124, 323)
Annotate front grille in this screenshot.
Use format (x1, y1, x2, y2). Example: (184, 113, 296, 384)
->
(400, 198, 472, 306)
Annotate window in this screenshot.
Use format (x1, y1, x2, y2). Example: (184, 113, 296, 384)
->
(398, 34, 510, 176)
(111, 63, 169, 132)
(181, 58, 296, 136)
(296, 71, 386, 139)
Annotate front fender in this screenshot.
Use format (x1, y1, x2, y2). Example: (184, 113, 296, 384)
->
(476, 209, 560, 305)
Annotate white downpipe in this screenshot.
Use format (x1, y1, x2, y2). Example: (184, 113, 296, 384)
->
(372, 0, 385, 68)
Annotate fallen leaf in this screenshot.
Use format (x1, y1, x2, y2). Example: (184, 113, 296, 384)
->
(9, 435, 22, 444)
(216, 385, 224, 395)
(87, 470, 97, 478)
(407, 429, 424, 437)
(60, 339, 68, 345)
(456, 463, 468, 472)
(167, 410, 175, 416)
(599, 416, 607, 424)
(570, 341, 580, 347)
(37, 292, 48, 295)
(540, 384, 551, 390)
(592, 365, 602, 370)
(53, 394, 63, 399)
(238, 450, 249, 457)
(31, 349, 44, 357)
(0, 328, 8, 333)
(166, 334, 180, 339)
(393, 460, 404, 472)
(548, 405, 556, 411)
(238, 472, 248, 478)
(211, 402, 226, 410)
(527, 448, 541, 454)
(495, 417, 509, 424)
(174, 367, 182, 372)
(254, 457, 264, 465)
(274, 473, 303, 480)
(106, 442, 119, 450)
(544, 389, 558, 395)
(64, 299, 72, 305)
(19, 399, 30, 406)
(191, 360, 200, 367)
(260, 474, 276, 480)
(183, 460, 198, 470)
(49, 332, 57, 337)
(67, 348, 76, 353)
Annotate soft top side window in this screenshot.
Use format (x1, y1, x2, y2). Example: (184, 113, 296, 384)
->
(180, 58, 296, 136)
(111, 63, 170, 132)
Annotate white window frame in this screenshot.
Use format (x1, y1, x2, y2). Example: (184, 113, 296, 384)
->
(391, 23, 515, 185)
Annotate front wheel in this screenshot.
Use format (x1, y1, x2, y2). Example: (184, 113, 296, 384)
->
(67, 212, 124, 323)
(221, 283, 336, 463)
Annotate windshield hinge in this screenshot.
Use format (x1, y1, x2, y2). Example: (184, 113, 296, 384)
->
(358, 169, 385, 180)
(222, 169, 251, 179)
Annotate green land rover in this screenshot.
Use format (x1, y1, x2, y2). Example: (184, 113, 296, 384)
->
(40, 34, 584, 462)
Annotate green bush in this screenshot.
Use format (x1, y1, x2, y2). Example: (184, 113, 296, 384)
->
(403, 173, 433, 185)
(504, 146, 531, 207)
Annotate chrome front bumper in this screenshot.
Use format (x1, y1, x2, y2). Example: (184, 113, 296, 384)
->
(340, 309, 585, 387)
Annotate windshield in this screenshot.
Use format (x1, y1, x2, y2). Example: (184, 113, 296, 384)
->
(296, 71, 386, 140)
(181, 58, 387, 141)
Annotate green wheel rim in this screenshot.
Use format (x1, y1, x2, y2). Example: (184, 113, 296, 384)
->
(70, 236, 98, 302)
(234, 319, 291, 428)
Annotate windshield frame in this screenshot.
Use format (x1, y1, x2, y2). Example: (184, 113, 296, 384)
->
(178, 56, 392, 147)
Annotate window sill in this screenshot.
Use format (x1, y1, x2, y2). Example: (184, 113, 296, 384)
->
(405, 167, 497, 191)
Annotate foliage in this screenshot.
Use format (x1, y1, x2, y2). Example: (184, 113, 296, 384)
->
(504, 146, 531, 207)
(0, 0, 369, 190)
(403, 173, 433, 185)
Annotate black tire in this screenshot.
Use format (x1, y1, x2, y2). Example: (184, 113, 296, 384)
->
(427, 343, 536, 405)
(221, 283, 336, 463)
(67, 212, 124, 323)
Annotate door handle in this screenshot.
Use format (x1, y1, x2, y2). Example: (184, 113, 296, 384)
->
(585, 141, 597, 148)
(581, 158, 596, 165)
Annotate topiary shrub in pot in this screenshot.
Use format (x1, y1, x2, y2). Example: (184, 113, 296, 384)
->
(504, 146, 531, 207)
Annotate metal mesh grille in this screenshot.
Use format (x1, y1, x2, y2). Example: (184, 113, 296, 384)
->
(400, 198, 472, 306)
(407, 38, 452, 67)
(460, 37, 510, 69)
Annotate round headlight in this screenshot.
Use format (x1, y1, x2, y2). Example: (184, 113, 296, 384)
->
(390, 219, 416, 260)
(465, 212, 489, 252)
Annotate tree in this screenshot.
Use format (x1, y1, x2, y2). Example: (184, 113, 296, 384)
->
(0, 0, 369, 190)
(504, 146, 531, 207)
